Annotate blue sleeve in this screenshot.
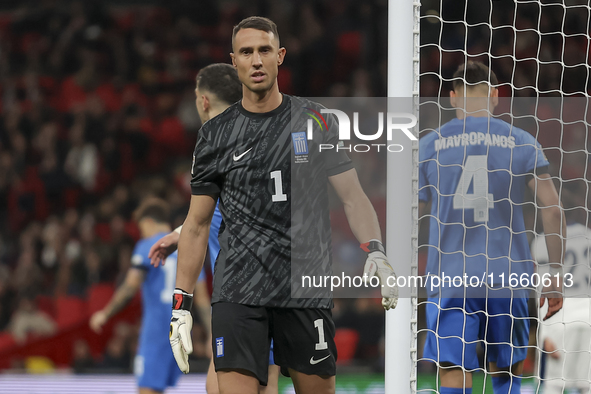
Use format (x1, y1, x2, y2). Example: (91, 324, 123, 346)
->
(419, 132, 435, 202)
(208, 204, 222, 268)
(130, 240, 150, 270)
(521, 131, 550, 173)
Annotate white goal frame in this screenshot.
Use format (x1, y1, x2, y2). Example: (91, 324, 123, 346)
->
(386, 1, 420, 394)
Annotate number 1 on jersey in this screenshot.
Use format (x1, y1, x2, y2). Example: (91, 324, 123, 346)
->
(270, 170, 287, 202)
(453, 155, 494, 223)
(160, 256, 176, 303)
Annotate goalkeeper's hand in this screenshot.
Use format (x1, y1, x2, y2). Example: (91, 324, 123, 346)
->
(362, 241, 398, 310)
(170, 289, 193, 373)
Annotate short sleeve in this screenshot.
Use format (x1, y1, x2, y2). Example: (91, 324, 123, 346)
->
(191, 129, 222, 197)
(524, 133, 550, 174)
(323, 113, 354, 177)
(418, 133, 434, 202)
(131, 242, 149, 270)
(419, 161, 431, 202)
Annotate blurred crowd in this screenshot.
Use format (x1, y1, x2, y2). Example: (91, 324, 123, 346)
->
(0, 0, 388, 371)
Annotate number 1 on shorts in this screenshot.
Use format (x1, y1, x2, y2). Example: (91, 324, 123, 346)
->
(314, 319, 328, 350)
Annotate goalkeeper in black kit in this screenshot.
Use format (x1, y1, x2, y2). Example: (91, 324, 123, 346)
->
(169, 16, 398, 394)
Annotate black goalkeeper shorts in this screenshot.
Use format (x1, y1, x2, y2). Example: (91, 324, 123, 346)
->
(211, 302, 337, 385)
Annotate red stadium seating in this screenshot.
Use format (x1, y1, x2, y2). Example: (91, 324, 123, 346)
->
(54, 296, 86, 329)
(87, 284, 116, 314)
(334, 328, 360, 365)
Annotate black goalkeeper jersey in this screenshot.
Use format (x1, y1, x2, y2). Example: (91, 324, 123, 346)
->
(190, 95, 353, 308)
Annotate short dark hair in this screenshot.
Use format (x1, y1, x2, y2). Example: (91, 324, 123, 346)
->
(452, 61, 498, 91)
(133, 197, 169, 224)
(232, 16, 280, 47)
(196, 63, 242, 105)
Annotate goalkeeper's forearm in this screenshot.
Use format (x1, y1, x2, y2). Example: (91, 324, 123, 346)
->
(343, 194, 382, 243)
(176, 220, 210, 293)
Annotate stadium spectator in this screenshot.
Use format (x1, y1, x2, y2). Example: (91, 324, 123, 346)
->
(71, 339, 96, 374)
(8, 295, 56, 344)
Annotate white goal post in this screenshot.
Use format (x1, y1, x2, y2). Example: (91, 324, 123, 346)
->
(386, 1, 420, 394)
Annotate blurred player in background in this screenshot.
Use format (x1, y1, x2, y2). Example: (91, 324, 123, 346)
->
(148, 63, 280, 394)
(532, 186, 591, 394)
(90, 197, 181, 394)
(169, 16, 397, 394)
(419, 61, 566, 394)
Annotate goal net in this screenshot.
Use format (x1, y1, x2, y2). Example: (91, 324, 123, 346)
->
(417, 1, 591, 393)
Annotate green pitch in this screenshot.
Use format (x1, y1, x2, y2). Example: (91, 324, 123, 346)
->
(276, 373, 542, 393)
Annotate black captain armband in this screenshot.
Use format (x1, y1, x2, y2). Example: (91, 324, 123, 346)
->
(360, 240, 385, 254)
(172, 288, 193, 311)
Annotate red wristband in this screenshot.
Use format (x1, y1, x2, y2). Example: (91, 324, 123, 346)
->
(360, 240, 385, 254)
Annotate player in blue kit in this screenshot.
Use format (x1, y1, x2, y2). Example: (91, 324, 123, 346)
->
(147, 63, 280, 394)
(90, 197, 181, 394)
(419, 61, 566, 394)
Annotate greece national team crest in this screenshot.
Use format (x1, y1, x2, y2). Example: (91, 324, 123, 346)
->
(292, 131, 309, 163)
(216, 337, 224, 357)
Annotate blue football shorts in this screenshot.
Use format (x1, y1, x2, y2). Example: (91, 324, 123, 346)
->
(135, 339, 182, 391)
(423, 295, 530, 370)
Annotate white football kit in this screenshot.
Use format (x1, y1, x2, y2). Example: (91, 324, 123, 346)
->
(531, 223, 591, 394)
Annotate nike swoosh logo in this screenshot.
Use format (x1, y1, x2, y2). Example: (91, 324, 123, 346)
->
(233, 147, 253, 161)
(309, 355, 331, 365)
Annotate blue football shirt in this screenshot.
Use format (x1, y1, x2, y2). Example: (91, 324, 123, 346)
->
(419, 116, 549, 297)
(131, 232, 178, 351)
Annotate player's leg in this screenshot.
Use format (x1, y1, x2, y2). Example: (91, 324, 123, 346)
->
(541, 381, 566, 394)
(289, 369, 335, 394)
(206, 356, 219, 394)
(217, 369, 260, 394)
(423, 297, 481, 393)
(539, 321, 566, 394)
(139, 389, 163, 394)
(261, 365, 280, 394)
(209, 348, 278, 394)
(439, 365, 473, 391)
(565, 322, 591, 394)
(211, 302, 272, 394)
(486, 296, 529, 394)
(271, 308, 337, 394)
(488, 360, 524, 394)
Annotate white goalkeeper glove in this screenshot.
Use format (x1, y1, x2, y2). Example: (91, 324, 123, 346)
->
(362, 241, 398, 310)
(170, 289, 193, 373)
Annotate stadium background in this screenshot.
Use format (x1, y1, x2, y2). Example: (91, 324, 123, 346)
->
(0, 0, 586, 393)
(0, 0, 390, 389)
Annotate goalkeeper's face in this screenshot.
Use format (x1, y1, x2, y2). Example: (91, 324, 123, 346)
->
(231, 28, 286, 94)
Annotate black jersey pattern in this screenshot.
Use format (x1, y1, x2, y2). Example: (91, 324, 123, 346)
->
(191, 95, 353, 308)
